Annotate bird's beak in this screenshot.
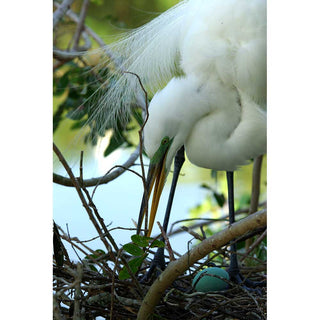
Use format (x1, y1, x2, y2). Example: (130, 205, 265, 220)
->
(137, 150, 168, 237)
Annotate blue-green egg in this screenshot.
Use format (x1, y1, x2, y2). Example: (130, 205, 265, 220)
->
(192, 267, 229, 292)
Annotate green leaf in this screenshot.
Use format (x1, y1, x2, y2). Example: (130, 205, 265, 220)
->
(54, 72, 69, 96)
(238, 194, 251, 208)
(87, 264, 98, 272)
(150, 239, 165, 248)
(200, 183, 212, 190)
(123, 243, 144, 256)
(213, 192, 225, 208)
(90, 0, 103, 5)
(118, 255, 146, 280)
(103, 133, 126, 157)
(118, 267, 131, 280)
(132, 109, 144, 126)
(131, 234, 150, 247)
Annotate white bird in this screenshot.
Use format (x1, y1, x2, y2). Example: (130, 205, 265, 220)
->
(93, 0, 266, 286)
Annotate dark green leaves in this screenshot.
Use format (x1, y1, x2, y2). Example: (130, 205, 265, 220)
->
(131, 234, 150, 247)
(213, 192, 225, 208)
(151, 239, 165, 248)
(119, 235, 165, 280)
(123, 243, 144, 256)
(118, 255, 147, 280)
(201, 183, 226, 208)
(53, 61, 139, 156)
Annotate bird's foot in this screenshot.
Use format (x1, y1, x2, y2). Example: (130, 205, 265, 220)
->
(139, 247, 166, 284)
(228, 269, 266, 294)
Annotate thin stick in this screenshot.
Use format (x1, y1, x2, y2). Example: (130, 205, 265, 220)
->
(73, 263, 83, 320)
(157, 222, 175, 262)
(53, 143, 115, 258)
(53, 0, 75, 29)
(72, 0, 90, 51)
(123, 71, 150, 234)
(241, 229, 267, 262)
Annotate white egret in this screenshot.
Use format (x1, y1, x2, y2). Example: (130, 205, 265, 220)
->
(94, 0, 266, 287)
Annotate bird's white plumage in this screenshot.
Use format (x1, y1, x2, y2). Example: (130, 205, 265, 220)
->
(94, 0, 266, 172)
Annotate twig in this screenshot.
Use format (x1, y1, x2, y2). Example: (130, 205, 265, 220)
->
(66, 224, 82, 262)
(124, 71, 150, 234)
(73, 263, 83, 320)
(57, 225, 113, 274)
(110, 249, 121, 320)
(157, 222, 175, 262)
(53, 0, 75, 29)
(241, 229, 267, 262)
(53, 145, 140, 187)
(53, 294, 64, 320)
(180, 226, 205, 241)
(91, 164, 143, 198)
(53, 143, 116, 259)
(168, 202, 267, 236)
(81, 186, 117, 262)
(53, 37, 91, 61)
(72, 0, 90, 51)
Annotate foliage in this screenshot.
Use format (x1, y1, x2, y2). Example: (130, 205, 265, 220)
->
(119, 235, 165, 280)
(53, 60, 142, 155)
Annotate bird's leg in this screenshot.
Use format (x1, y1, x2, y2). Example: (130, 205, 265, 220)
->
(226, 171, 240, 279)
(141, 146, 185, 282)
(226, 171, 265, 290)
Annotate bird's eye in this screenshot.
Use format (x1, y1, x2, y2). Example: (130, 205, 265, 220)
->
(161, 137, 169, 145)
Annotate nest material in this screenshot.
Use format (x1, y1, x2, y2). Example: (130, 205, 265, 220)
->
(53, 246, 266, 320)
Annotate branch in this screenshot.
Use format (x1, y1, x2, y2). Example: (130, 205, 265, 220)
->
(137, 209, 267, 319)
(53, 145, 140, 187)
(53, 0, 75, 29)
(72, 0, 90, 51)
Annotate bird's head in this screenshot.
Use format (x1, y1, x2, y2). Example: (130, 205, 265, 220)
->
(136, 79, 185, 236)
(136, 75, 206, 236)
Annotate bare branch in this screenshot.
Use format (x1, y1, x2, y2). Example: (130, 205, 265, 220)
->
(53, 0, 75, 29)
(53, 144, 140, 187)
(72, 0, 90, 51)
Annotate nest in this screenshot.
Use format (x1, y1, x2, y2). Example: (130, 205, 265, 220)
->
(53, 225, 266, 320)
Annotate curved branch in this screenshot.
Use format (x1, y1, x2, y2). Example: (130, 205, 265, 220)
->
(53, 145, 141, 187)
(137, 209, 267, 320)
